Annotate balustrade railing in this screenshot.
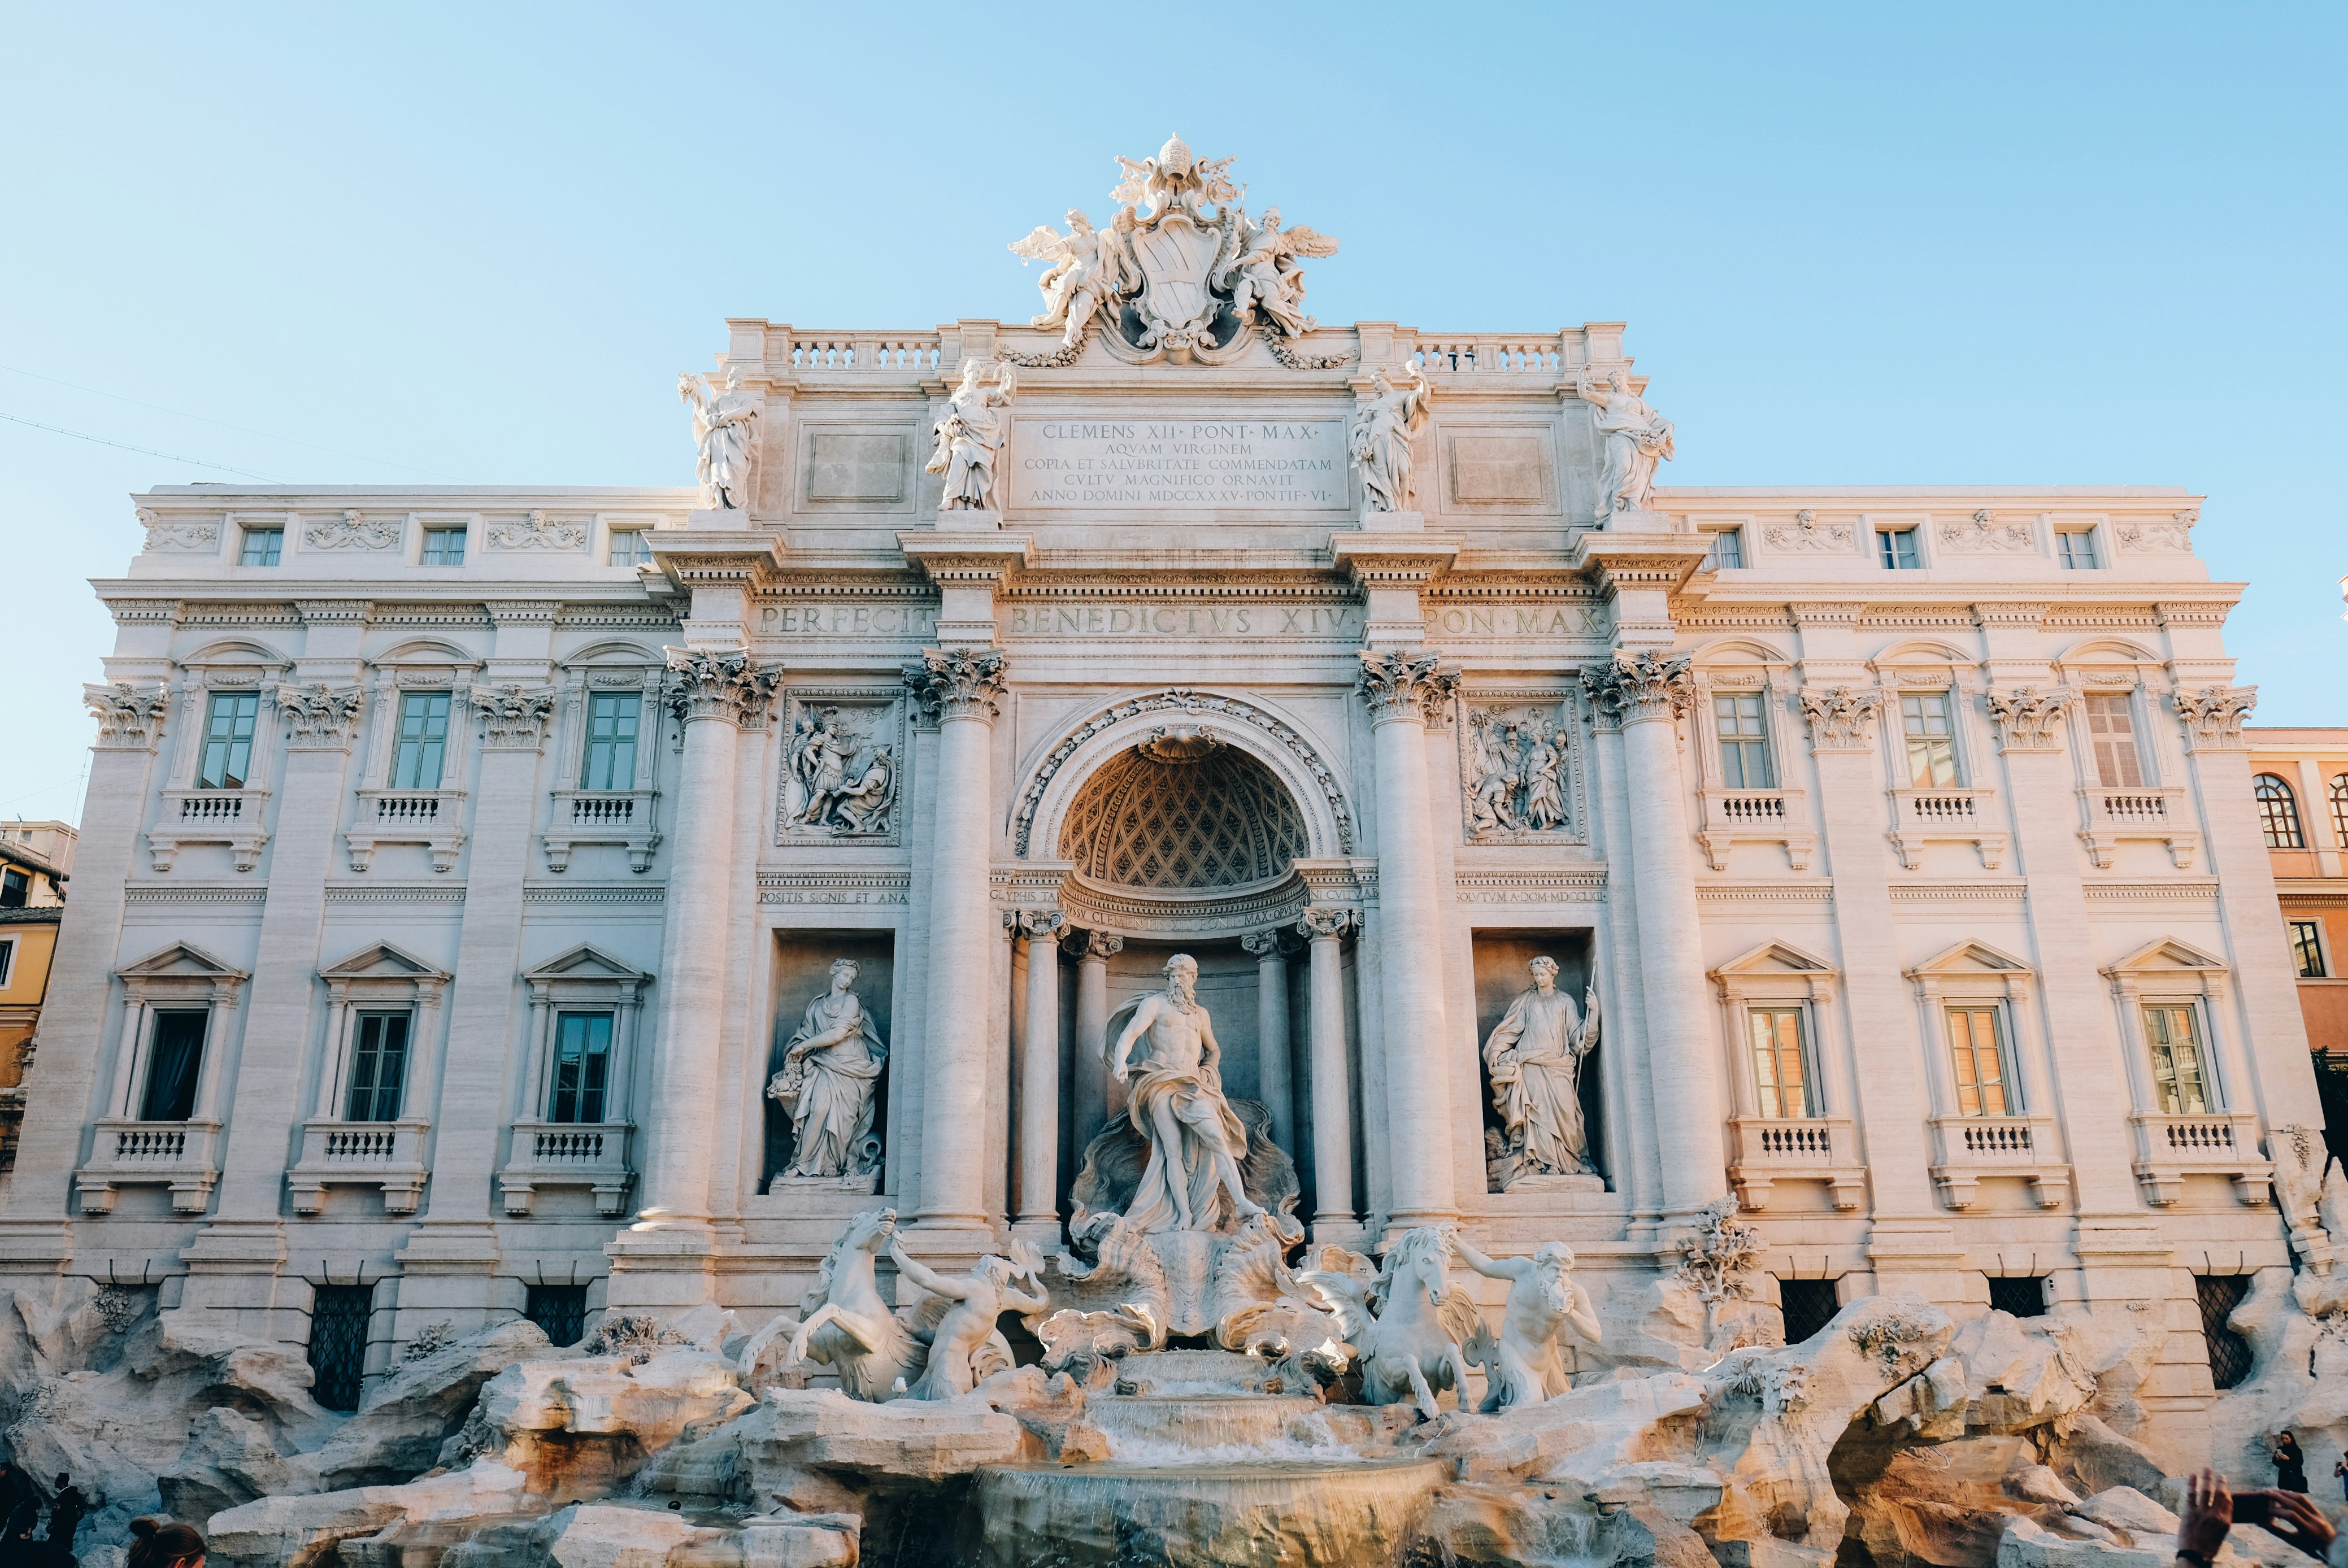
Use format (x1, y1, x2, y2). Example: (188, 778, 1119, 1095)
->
(114, 1125, 187, 1160)
(1412, 338, 1565, 374)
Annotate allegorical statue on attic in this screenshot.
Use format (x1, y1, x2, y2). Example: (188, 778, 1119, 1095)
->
(1007, 134, 1340, 365)
(925, 358, 1016, 512)
(677, 367, 762, 511)
(1483, 957, 1603, 1182)
(1576, 364, 1675, 522)
(1349, 367, 1434, 513)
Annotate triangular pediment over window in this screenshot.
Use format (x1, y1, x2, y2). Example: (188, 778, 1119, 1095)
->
(1710, 939, 1838, 979)
(523, 943, 650, 985)
(2099, 937, 2229, 979)
(1906, 939, 2035, 980)
(320, 940, 451, 983)
(115, 941, 250, 983)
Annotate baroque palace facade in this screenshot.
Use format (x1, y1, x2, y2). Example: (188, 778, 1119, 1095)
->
(0, 143, 2328, 1459)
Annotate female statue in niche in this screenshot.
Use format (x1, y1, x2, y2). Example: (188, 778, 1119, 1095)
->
(768, 959, 887, 1181)
(1483, 956, 1602, 1179)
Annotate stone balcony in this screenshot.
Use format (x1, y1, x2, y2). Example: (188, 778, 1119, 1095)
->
(1695, 787, 1815, 872)
(2076, 785, 2198, 869)
(1927, 1113, 2068, 1210)
(1726, 1116, 1866, 1211)
(74, 1117, 223, 1213)
(1889, 786, 2007, 870)
(541, 789, 662, 874)
(149, 788, 271, 872)
(2128, 1110, 2271, 1207)
(346, 789, 467, 873)
(287, 1118, 431, 1213)
(498, 1120, 636, 1216)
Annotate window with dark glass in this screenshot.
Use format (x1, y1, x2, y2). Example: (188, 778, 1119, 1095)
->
(525, 1283, 590, 1347)
(2290, 920, 2328, 979)
(391, 692, 451, 789)
(1987, 1275, 2049, 1317)
(0, 937, 14, 983)
(580, 694, 641, 790)
(198, 692, 259, 789)
(548, 1011, 613, 1124)
(1714, 693, 1774, 789)
(140, 1009, 207, 1121)
(1900, 692, 1962, 786)
(2254, 774, 2303, 848)
(0, 869, 25, 909)
(1877, 526, 1921, 569)
(308, 1283, 373, 1412)
(345, 1011, 411, 1122)
(2084, 694, 2145, 788)
(1776, 1277, 1840, 1344)
(239, 526, 284, 565)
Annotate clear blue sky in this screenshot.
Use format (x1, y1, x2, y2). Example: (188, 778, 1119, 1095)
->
(5, 3, 2343, 826)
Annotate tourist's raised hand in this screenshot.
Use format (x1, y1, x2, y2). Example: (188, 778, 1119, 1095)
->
(2258, 1490, 2337, 1556)
(2179, 1470, 2234, 1559)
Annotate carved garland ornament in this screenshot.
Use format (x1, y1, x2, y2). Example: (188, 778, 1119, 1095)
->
(1936, 508, 2035, 552)
(280, 683, 366, 747)
(2171, 684, 2256, 747)
(83, 682, 171, 748)
(1798, 686, 1883, 750)
(664, 647, 780, 728)
(1013, 689, 1354, 857)
(1580, 650, 1693, 725)
(486, 510, 587, 551)
(1762, 510, 1854, 554)
(903, 647, 1007, 722)
(137, 508, 220, 553)
(1357, 650, 1459, 728)
(305, 509, 403, 552)
(1985, 686, 2073, 750)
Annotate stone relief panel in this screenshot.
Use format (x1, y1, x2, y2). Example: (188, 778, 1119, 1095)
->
(1934, 509, 2035, 554)
(485, 510, 588, 551)
(1761, 510, 1854, 555)
(802, 429, 911, 506)
(777, 690, 906, 846)
(2117, 510, 2197, 553)
(137, 508, 221, 553)
(1456, 692, 1586, 845)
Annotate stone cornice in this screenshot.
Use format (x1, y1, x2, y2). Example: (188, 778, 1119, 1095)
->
(897, 531, 1033, 588)
(649, 531, 789, 591)
(1327, 533, 1462, 591)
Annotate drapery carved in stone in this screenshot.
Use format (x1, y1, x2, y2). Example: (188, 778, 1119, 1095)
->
(1059, 746, 1310, 890)
(1798, 686, 1883, 751)
(1580, 650, 1693, 725)
(2171, 683, 2256, 748)
(477, 685, 559, 748)
(1985, 686, 2073, 751)
(903, 647, 1006, 723)
(1356, 650, 1458, 728)
(280, 683, 366, 748)
(83, 682, 171, 749)
(663, 647, 780, 728)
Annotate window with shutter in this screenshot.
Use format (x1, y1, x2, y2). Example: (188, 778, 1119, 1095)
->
(2084, 694, 2144, 787)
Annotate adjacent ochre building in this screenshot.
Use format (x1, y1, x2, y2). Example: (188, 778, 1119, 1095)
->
(0, 149, 2329, 1465)
(0, 821, 73, 1174)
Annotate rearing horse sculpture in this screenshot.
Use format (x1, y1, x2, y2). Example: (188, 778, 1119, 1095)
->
(1299, 1224, 1482, 1420)
(737, 1207, 927, 1400)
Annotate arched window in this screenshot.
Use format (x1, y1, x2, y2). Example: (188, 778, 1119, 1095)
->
(2254, 774, 2303, 849)
(2332, 774, 2348, 848)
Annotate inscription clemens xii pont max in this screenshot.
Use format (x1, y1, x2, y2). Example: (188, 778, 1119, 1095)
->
(1009, 418, 1347, 511)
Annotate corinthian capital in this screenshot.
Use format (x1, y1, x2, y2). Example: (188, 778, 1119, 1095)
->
(1985, 685, 2073, 752)
(1356, 650, 1458, 728)
(280, 683, 366, 749)
(82, 682, 171, 750)
(664, 647, 780, 728)
(1581, 650, 1693, 726)
(476, 684, 559, 749)
(904, 647, 1007, 723)
(2171, 684, 2257, 748)
(1798, 686, 1882, 751)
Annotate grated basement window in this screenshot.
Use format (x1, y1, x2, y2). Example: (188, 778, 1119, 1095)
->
(308, 1283, 375, 1412)
(1988, 1275, 2049, 1318)
(2194, 1274, 2253, 1391)
(527, 1284, 590, 1349)
(1776, 1277, 1841, 1345)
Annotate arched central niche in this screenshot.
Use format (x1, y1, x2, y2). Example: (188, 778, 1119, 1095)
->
(1058, 730, 1310, 890)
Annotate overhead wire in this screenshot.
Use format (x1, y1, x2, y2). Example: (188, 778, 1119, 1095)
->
(0, 408, 284, 480)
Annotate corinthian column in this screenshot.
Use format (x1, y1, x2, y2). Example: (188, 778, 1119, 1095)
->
(1298, 906, 1356, 1240)
(1356, 650, 1460, 1229)
(904, 647, 1007, 1233)
(1069, 930, 1121, 1160)
(1582, 650, 1728, 1217)
(635, 648, 777, 1236)
(1014, 908, 1064, 1244)
(1240, 928, 1295, 1151)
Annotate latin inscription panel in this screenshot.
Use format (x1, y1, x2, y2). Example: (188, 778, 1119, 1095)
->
(1009, 417, 1349, 512)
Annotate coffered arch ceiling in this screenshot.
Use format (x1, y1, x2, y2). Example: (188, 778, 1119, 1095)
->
(1058, 739, 1310, 891)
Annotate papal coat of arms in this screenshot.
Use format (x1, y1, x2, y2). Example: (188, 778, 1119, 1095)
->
(1007, 134, 1341, 366)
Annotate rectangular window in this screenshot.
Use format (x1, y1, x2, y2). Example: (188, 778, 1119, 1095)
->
(1748, 1006, 1817, 1118)
(1877, 526, 1921, 569)
(1701, 528, 1743, 570)
(548, 1011, 614, 1124)
(1987, 1275, 2049, 1318)
(0, 937, 14, 985)
(1944, 1006, 2012, 1117)
(1900, 692, 1962, 786)
(198, 692, 260, 790)
(2056, 529, 2100, 570)
(390, 692, 451, 789)
(238, 526, 284, 565)
(141, 1009, 208, 1121)
(607, 529, 654, 567)
(580, 694, 641, 790)
(421, 527, 467, 565)
(525, 1283, 590, 1348)
(308, 1283, 374, 1412)
(2084, 693, 2145, 788)
(1714, 693, 1775, 789)
(2289, 920, 2328, 979)
(2143, 1003, 2211, 1114)
(1776, 1277, 1841, 1344)
(0, 870, 24, 910)
(345, 1011, 412, 1122)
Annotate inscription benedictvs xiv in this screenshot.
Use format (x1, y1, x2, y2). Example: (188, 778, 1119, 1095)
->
(1010, 418, 1347, 512)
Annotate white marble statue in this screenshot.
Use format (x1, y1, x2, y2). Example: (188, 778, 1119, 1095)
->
(1521, 721, 1566, 830)
(1576, 367, 1675, 522)
(1106, 953, 1269, 1234)
(1008, 209, 1134, 347)
(889, 1236, 1050, 1400)
(767, 960, 886, 1181)
(677, 367, 762, 511)
(1453, 1234, 1602, 1412)
(1216, 206, 1339, 338)
(750, 1207, 927, 1400)
(1348, 368, 1434, 513)
(1468, 721, 1521, 835)
(925, 359, 1016, 512)
(1299, 1225, 1482, 1419)
(1483, 959, 1602, 1179)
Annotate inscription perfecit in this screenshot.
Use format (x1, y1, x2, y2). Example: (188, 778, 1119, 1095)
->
(1009, 417, 1347, 512)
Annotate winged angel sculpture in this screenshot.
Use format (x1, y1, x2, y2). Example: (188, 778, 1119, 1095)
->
(1007, 134, 1340, 364)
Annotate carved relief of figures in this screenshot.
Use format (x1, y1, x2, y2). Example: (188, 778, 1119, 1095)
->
(1576, 366, 1675, 522)
(779, 697, 902, 842)
(1462, 705, 1573, 839)
(1483, 959, 1601, 1184)
(1349, 368, 1433, 513)
(767, 959, 887, 1183)
(926, 359, 1016, 512)
(677, 368, 762, 512)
